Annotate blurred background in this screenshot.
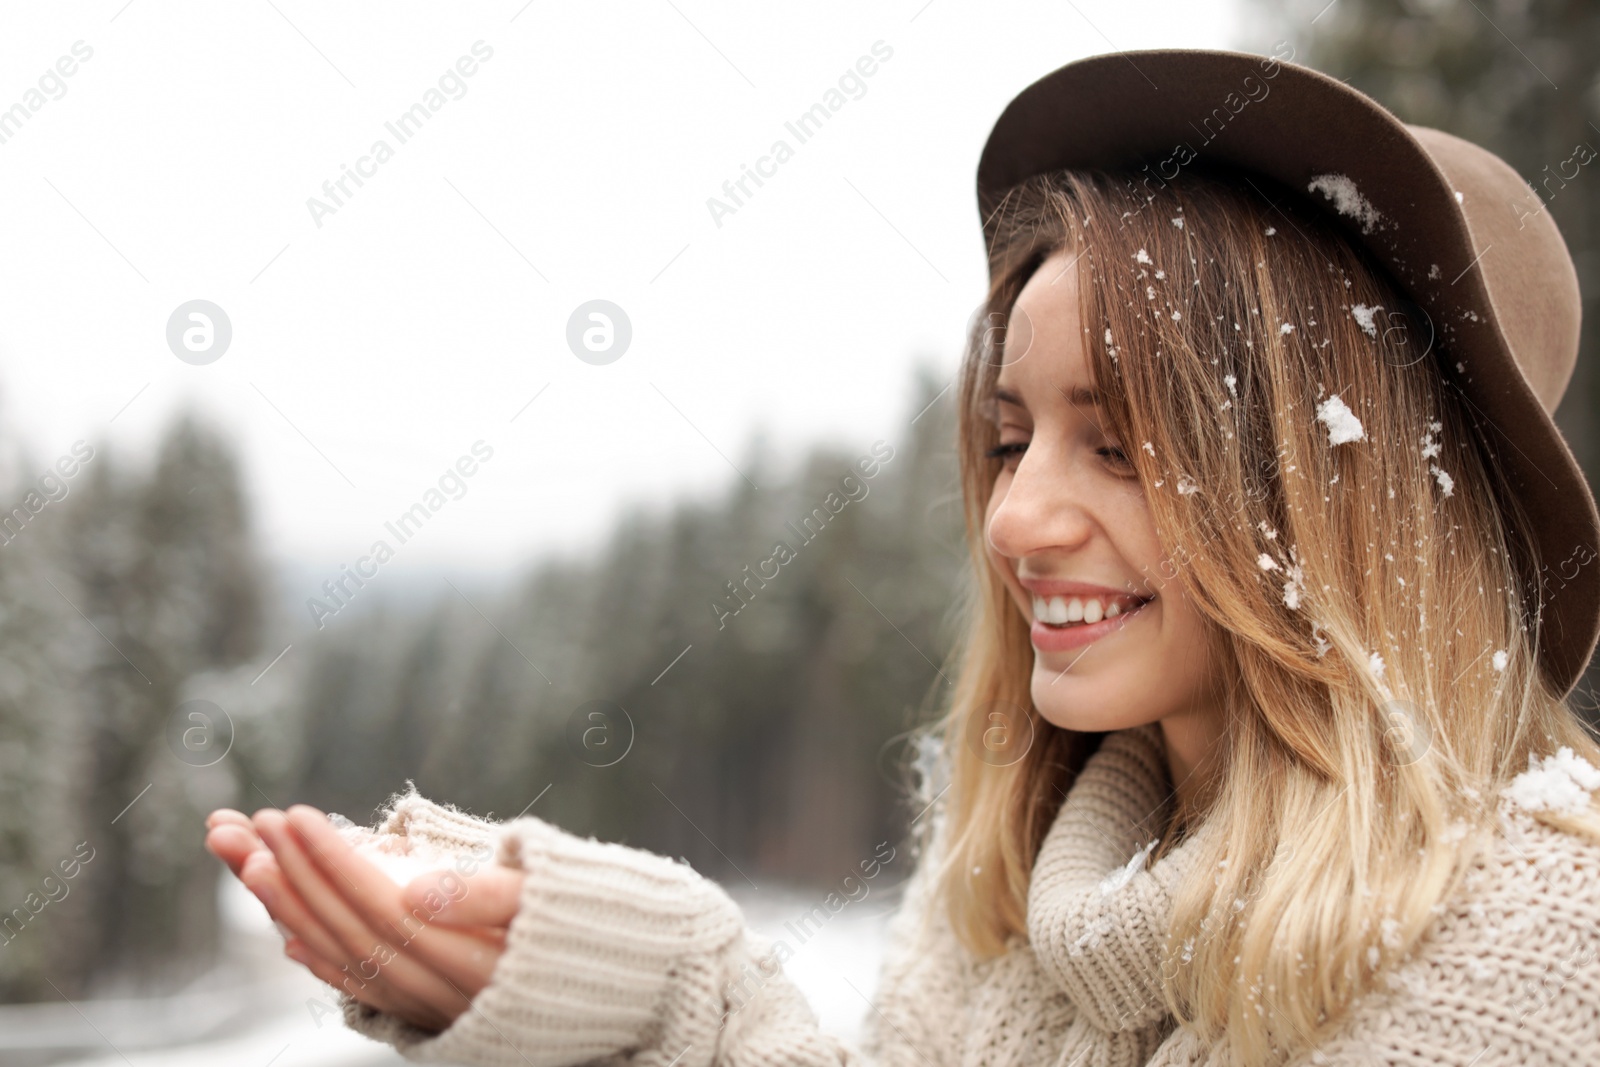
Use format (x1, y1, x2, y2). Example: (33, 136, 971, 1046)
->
(0, 1, 1597, 1064)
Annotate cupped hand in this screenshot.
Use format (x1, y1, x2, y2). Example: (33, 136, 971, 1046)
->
(203, 804, 525, 1033)
(205, 808, 264, 876)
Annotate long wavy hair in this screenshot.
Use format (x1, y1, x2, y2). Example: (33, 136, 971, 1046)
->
(915, 165, 1600, 1063)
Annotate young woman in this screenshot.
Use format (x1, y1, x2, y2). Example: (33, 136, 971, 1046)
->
(206, 49, 1600, 1065)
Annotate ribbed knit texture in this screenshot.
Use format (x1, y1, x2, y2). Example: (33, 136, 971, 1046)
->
(339, 729, 1600, 1066)
(1026, 723, 1213, 1065)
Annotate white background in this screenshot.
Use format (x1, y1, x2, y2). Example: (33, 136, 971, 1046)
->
(0, 0, 1238, 587)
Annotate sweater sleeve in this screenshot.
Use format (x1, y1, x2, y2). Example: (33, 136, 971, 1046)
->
(338, 788, 971, 1067)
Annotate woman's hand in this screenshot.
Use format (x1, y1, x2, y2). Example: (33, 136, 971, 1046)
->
(203, 805, 526, 1033)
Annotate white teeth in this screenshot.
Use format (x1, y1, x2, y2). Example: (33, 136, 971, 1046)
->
(1032, 592, 1145, 625)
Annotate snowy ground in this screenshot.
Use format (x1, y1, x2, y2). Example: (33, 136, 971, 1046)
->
(726, 880, 898, 1047)
(31, 870, 890, 1066)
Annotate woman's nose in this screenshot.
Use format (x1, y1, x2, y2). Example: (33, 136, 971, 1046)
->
(986, 449, 1093, 560)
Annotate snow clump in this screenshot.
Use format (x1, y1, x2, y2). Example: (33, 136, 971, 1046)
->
(1501, 748, 1600, 816)
(1315, 394, 1366, 445)
(1307, 173, 1384, 234)
(1351, 304, 1381, 339)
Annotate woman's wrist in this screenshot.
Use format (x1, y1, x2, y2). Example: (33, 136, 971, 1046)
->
(343, 808, 749, 1065)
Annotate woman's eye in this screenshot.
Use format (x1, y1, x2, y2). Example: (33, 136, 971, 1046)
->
(987, 441, 1132, 473)
(985, 441, 1027, 468)
(1097, 445, 1134, 471)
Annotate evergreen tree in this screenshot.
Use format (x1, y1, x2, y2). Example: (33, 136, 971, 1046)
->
(50, 415, 266, 993)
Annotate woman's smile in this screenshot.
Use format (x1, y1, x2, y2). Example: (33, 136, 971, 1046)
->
(1030, 591, 1158, 652)
(1021, 579, 1157, 652)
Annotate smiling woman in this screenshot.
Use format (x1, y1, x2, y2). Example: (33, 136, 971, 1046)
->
(979, 251, 1229, 793)
(932, 158, 1600, 1061)
(206, 46, 1600, 1067)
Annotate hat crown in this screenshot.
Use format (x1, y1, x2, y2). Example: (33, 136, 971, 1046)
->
(1408, 125, 1583, 416)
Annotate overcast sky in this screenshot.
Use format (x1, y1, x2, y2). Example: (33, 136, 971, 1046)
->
(0, 0, 1240, 584)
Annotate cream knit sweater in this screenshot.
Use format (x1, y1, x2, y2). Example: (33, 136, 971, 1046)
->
(340, 724, 1600, 1065)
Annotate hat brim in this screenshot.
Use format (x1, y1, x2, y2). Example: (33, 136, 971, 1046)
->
(977, 47, 1600, 697)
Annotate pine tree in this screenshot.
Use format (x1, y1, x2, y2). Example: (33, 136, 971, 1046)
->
(47, 415, 267, 993)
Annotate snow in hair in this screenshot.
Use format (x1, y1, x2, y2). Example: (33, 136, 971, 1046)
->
(1315, 394, 1366, 445)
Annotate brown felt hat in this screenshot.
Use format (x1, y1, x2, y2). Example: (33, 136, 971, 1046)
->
(976, 47, 1599, 698)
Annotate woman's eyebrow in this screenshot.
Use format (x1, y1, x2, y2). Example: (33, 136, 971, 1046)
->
(988, 384, 1100, 413)
(1056, 383, 1108, 437)
(981, 386, 1025, 423)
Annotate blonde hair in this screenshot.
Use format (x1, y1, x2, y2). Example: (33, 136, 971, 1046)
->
(918, 166, 1600, 1064)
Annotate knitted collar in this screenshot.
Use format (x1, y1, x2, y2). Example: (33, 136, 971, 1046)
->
(1025, 722, 1215, 1060)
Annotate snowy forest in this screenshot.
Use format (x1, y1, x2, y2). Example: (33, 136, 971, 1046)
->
(0, 365, 965, 1007)
(3, 0, 1600, 1046)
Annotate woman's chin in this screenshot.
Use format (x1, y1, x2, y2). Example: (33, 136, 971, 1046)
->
(1030, 665, 1150, 733)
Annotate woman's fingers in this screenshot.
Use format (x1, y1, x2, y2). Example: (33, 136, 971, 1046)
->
(223, 801, 509, 1031)
(283, 805, 509, 992)
(206, 807, 253, 831)
(402, 865, 525, 928)
(238, 848, 355, 969)
(284, 936, 449, 1032)
(204, 809, 267, 879)
(252, 809, 465, 1020)
(205, 823, 265, 878)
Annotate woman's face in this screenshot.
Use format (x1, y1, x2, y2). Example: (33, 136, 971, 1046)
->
(983, 248, 1227, 746)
